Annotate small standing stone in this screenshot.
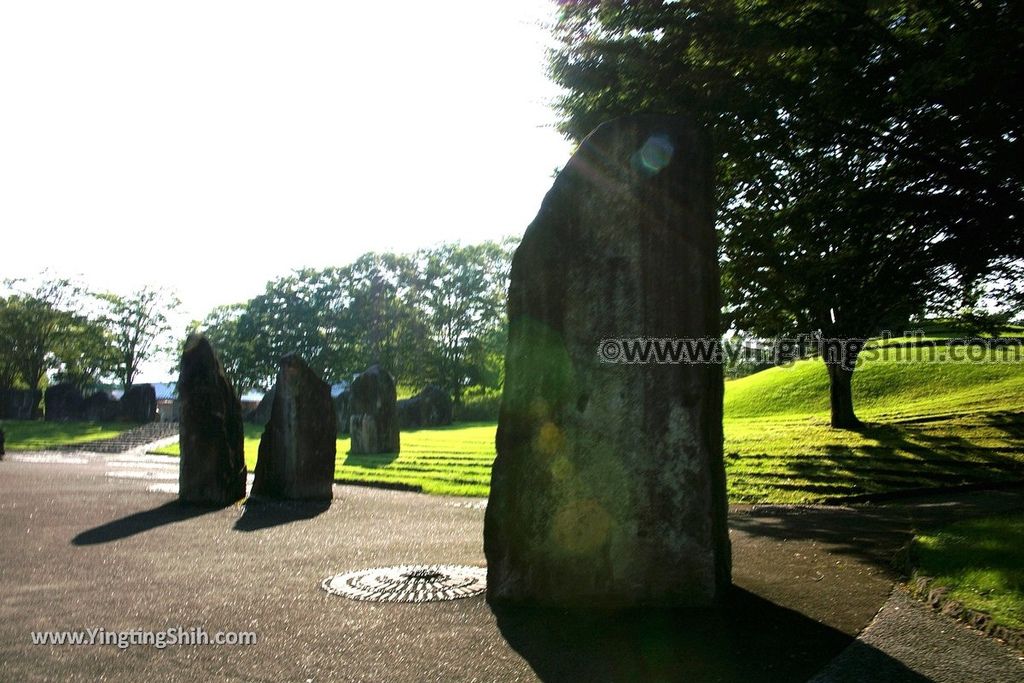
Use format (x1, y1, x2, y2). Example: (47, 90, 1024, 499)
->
(251, 354, 336, 500)
(485, 115, 730, 607)
(120, 383, 157, 422)
(44, 384, 85, 422)
(244, 387, 275, 425)
(397, 385, 453, 429)
(348, 365, 400, 455)
(177, 334, 247, 505)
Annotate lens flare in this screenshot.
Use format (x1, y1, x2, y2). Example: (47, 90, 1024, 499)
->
(634, 134, 674, 175)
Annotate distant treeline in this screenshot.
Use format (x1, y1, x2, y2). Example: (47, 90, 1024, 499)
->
(196, 240, 515, 405)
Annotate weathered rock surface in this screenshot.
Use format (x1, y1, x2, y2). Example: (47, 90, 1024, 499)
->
(348, 365, 400, 455)
(44, 384, 85, 422)
(82, 391, 116, 422)
(177, 334, 247, 506)
(120, 383, 157, 423)
(333, 388, 351, 436)
(397, 385, 453, 429)
(251, 354, 336, 500)
(485, 115, 730, 607)
(0, 389, 41, 420)
(244, 388, 275, 425)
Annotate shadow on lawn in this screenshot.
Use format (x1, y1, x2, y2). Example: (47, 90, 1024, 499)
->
(492, 587, 930, 683)
(765, 414, 1024, 496)
(342, 450, 401, 468)
(72, 500, 225, 546)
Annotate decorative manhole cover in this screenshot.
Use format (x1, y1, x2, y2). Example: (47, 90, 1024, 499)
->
(320, 564, 487, 603)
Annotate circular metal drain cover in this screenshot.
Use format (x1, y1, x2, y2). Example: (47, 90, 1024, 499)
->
(321, 564, 487, 603)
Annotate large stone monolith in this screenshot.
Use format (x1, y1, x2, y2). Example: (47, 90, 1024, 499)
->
(251, 354, 336, 500)
(397, 385, 453, 429)
(44, 384, 85, 421)
(348, 365, 400, 454)
(120, 383, 157, 422)
(484, 115, 730, 608)
(177, 334, 247, 505)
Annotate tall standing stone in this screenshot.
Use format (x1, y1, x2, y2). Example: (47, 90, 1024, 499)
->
(44, 384, 85, 421)
(485, 115, 730, 607)
(178, 334, 247, 505)
(120, 383, 157, 422)
(348, 365, 400, 455)
(251, 354, 336, 500)
(397, 384, 453, 429)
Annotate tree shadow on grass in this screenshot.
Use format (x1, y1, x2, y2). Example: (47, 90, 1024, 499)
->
(492, 586, 931, 682)
(342, 450, 401, 468)
(750, 415, 1024, 501)
(72, 500, 224, 546)
(233, 498, 331, 532)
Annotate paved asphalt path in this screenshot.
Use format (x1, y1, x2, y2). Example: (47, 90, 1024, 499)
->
(1, 450, 1022, 682)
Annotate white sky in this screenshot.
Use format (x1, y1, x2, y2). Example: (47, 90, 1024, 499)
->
(1, 1, 572, 348)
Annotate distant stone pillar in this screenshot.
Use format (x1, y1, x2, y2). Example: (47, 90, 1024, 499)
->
(121, 383, 157, 423)
(251, 354, 337, 500)
(348, 365, 400, 455)
(178, 334, 247, 506)
(44, 384, 85, 422)
(485, 115, 730, 607)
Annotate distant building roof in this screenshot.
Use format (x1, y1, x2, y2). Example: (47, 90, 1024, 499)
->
(152, 382, 177, 401)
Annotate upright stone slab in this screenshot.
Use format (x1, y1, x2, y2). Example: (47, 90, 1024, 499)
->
(0, 389, 41, 420)
(348, 365, 400, 455)
(251, 354, 336, 500)
(397, 385, 453, 429)
(333, 388, 351, 436)
(44, 384, 85, 421)
(177, 334, 247, 505)
(484, 115, 730, 607)
(82, 391, 117, 422)
(120, 383, 157, 422)
(244, 387, 275, 425)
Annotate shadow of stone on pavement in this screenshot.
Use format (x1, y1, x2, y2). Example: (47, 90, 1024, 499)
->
(233, 499, 331, 532)
(492, 586, 932, 683)
(71, 501, 225, 546)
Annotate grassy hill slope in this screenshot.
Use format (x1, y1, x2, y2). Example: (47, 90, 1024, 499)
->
(150, 340, 1024, 502)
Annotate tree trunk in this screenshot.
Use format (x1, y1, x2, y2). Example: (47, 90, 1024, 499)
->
(826, 362, 860, 429)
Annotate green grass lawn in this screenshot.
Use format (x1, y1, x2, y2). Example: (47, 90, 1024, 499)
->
(149, 340, 1024, 502)
(153, 422, 496, 497)
(911, 514, 1024, 631)
(0, 420, 138, 452)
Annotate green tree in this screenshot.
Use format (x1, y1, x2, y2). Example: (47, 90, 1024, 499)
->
(0, 297, 24, 390)
(341, 253, 426, 382)
(0, 277, 84, 416)
(548, 0, 1023, 427)
(199, 303, 261, 393)
(98, 287, 180, 390)
(414, 241, 512, 405)
(52, 314, 117, 392)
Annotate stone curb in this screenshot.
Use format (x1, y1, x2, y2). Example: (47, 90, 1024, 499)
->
(905, 575, 1024, 652)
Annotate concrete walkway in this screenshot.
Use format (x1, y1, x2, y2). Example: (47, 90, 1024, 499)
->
(0, 449, 1021, 681)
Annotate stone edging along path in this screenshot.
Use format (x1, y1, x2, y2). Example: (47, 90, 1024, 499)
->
(905, 575, 1024, 652)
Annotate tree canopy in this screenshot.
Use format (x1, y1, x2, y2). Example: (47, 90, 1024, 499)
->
(548, 0, 1023, 426)
(200, 241, 513, 404)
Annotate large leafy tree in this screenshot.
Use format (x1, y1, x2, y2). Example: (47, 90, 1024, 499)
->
(342, 253, 427, 382)
(548, 0, 1023, 427)
(98, 287, 180, 390)
(415, 241, 512, 404)
(0, 278, 84, 415)
(52, 314, 117, 392)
